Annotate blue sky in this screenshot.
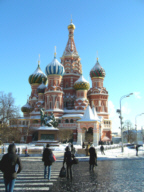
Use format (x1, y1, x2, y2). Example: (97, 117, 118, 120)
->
(0, 0, 144, 132)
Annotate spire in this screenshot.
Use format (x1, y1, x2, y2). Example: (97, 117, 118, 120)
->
(63, 20, 78, 57)
(96, 51, 99, 62)
(54, 46, 57, 58)
(38, 54, 40, 66)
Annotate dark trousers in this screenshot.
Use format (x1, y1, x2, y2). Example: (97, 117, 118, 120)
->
(101, 150, 105, 155)
(66, 164, 72, 179)
(4, 178, 16, 192)
(89, 164, 95, 170)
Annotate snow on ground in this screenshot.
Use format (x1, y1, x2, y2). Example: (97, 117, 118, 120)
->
(0, 143, 144, 160)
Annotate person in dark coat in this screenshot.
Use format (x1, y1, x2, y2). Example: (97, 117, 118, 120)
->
(82, 142, 85, 148)
(18, 147, 20, 155)
(89, 144, 97, 170)
(136, 145, 139, 156)
(100, 145, 105, 155)
(42, 144, 52, 180)
(63, 146, 72, 179)
(0, 143, 22, 192)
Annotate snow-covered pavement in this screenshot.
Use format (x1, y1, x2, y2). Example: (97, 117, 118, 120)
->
(52, 144, 144, 161)
(0, 144, 144, 161)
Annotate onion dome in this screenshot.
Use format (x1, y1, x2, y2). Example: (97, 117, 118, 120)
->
(21, 101, 33, 113)
(74, 75, 90, 90)
(45, 51, 65, 76)
(68, 21, 75, 30)
(90, 58, 105, 78)
(37, 79, 46, 93)
(29, 61, 47, 85)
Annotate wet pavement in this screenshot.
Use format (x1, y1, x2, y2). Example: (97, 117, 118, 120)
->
(0, 156, 143, 192)
(50, 160, 144, 192)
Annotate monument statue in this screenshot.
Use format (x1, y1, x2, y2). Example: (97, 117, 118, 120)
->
(40, 108, 58, 127)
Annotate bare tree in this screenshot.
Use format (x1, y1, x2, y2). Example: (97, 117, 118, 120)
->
(0, 122, 22, 143)
(123, 120, 136, 143)
(0, 92, 20, 124)
(0, 92, 20, 143)
(58, 129, 73, 143)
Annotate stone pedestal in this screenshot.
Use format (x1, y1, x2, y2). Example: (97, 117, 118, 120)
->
(77, 132, 82, 145)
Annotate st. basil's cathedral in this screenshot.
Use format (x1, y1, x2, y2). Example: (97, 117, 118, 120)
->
(14, 21, 112, 146)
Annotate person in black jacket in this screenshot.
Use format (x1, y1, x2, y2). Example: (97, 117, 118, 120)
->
(63, 146, 72, 179)
(42, 144, 52, 180)
(0, 143, 22, 192)
(100, 145, 105, 155)
(89, 144, 97, 170)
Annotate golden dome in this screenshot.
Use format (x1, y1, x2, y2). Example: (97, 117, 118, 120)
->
(68, 23, 75, 30)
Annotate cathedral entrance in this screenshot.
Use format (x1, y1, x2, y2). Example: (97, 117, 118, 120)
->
(85, 127, 93, 142)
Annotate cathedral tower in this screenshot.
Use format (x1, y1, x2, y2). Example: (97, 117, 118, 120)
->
(45, 51, 65, 117)
(28, 59, 47, 108)
(88, 58, 109, 119)
(74, 75, 90, 110)
(61, 20, 82, 109)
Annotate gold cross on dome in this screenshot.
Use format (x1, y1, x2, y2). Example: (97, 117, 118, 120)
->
(54, 46, 57, 58)
(38, 54, 40, 65)
(96, 51, 99, 61)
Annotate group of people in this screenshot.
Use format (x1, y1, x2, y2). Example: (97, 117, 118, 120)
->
(0, 142, 98, 191)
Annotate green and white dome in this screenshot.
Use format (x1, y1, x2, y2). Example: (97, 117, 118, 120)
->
(29, 62, 47, 85)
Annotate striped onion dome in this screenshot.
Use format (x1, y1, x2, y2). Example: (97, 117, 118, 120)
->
(37, 80, 46, 93)
(29, 62, 47, 85)
(45, 55, 65, 76)
(74, 75, 90, 90)
(21, 101, 33, 113)
(90, 59, 105, 78)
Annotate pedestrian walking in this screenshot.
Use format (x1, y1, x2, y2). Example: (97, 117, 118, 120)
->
(100, 145, 105, 155)
(18, 148, 20, 155)
(25, 147, 28, 156)
(136, 145, 139, 156)
(82, 142, 85, 148)
(2, 144, 4, 154)
(63, 146, 72, 179)
(0, 143, 22, 192)
(89, 144, 97, 170)
(42, 144, 53, 180)
(71, 144, 76, 159)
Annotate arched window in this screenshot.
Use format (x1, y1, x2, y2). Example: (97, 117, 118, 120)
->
(70, 119, 74, 123)
(65, 119, 69, 123)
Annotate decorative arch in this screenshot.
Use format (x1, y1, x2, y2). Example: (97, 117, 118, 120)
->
(70, 119, 74, 123)
(65, 119, 69, 123)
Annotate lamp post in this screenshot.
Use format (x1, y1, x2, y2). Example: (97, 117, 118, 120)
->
(117, 93, 133, 152)
(135, 113, 144, 145)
